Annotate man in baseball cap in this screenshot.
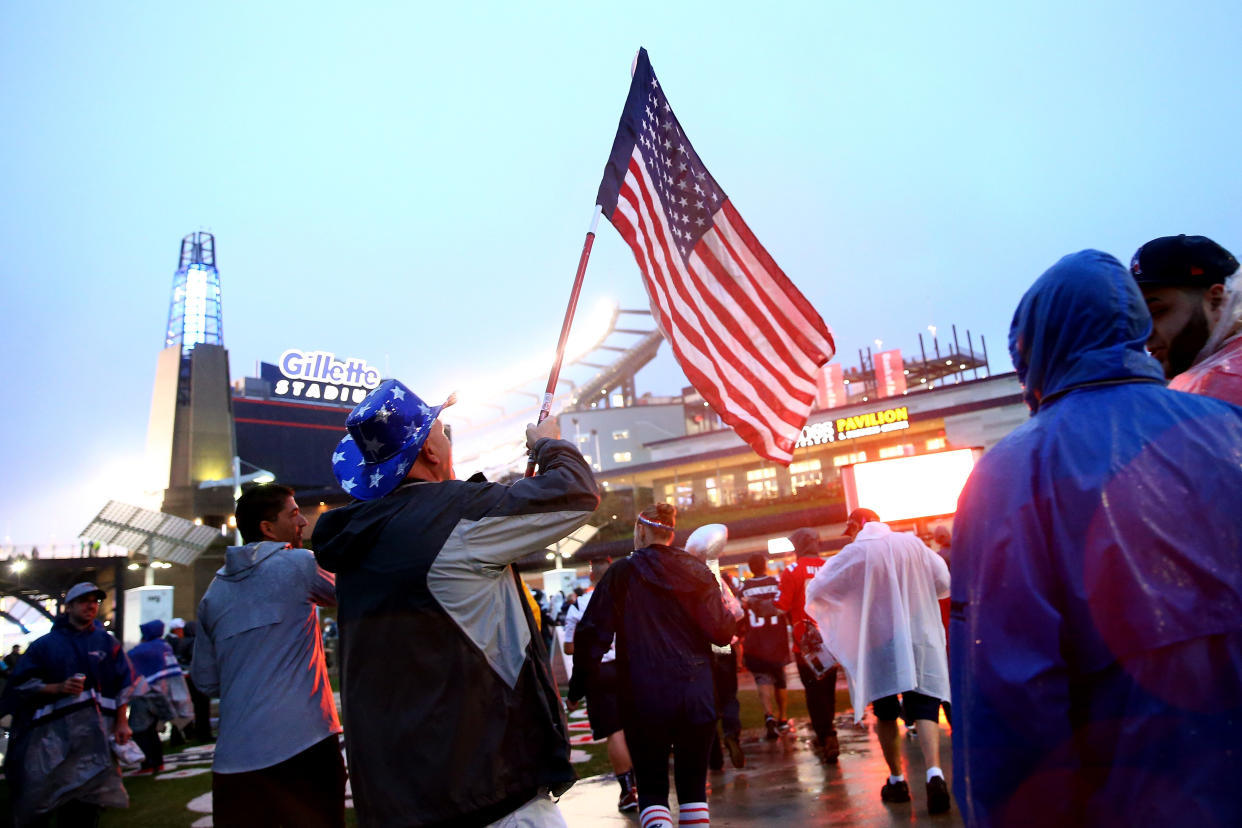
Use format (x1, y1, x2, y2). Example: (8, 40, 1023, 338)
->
(1131, 234, 1242, 405)
(2, 582, 139, 824)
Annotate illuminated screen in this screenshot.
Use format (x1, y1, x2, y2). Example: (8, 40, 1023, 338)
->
(848, 449, 976, 522)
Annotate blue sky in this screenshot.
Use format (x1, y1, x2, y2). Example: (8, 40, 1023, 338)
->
(3, 2, 1240, 543)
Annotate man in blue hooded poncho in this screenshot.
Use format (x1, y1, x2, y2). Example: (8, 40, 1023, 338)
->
(127, 619, 192, 772)
(950, 250, 1242, 826)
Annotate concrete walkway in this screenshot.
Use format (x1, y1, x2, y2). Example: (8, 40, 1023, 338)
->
(558, 715, 962, 826)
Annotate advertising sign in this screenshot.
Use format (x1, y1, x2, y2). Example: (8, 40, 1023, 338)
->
(873, 348, 907, 398)
(815, 363, 847, 409)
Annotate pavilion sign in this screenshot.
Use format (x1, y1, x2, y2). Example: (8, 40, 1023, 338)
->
(796, 406, 911, 447)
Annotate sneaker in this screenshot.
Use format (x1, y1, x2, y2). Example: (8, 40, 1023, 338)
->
(724, 734, 746, 768)
(820, 731, 840, 764)
(618, 788, 639, 812)
(881, 779, 911, 803)
(778, 718, 791, 733)
(926, 775, 951, 814)
(764, 716, 780, 740)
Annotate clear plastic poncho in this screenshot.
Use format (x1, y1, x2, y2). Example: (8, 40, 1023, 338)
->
(805, 521, 950, 721)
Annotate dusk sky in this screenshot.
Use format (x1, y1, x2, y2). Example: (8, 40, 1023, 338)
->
(3, 2, 1239, 544)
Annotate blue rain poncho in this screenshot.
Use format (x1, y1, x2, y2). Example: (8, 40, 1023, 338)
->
(127, 619, 192, 731)
(950, 250, 1242, 827)
(1, 616, 140, 826)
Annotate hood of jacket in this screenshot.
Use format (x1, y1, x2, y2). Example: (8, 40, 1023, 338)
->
(139, 619, 164, 641)
(311, 488, 415, 573)
(217, 540, 290, 580)
(630, 544, 719, 594)
(1009, 249, 1165, 414)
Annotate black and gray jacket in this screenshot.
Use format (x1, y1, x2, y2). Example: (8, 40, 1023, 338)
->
(312, 437, 599, 828)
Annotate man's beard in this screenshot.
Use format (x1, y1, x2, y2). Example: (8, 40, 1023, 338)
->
(1165, 304, 1212, 378)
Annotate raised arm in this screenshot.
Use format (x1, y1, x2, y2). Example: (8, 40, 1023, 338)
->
(460, 434, 600, 570)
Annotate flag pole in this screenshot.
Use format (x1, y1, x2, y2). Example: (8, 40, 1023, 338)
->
(526, 204, 604, 477)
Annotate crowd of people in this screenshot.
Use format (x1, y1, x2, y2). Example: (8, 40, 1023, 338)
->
(1, 233, 1240, 827)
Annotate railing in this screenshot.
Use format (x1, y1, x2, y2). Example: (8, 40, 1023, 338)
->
(0, 543, 129, 561)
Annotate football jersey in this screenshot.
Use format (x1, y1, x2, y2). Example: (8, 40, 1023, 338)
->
(740, 575, 790, 665)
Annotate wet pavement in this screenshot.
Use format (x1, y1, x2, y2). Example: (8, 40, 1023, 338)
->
(558, 714, 962, 826)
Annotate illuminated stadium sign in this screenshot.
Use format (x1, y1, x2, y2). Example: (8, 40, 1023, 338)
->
(796, 406, 911, 447)
(266, 349, 383, 405)
(843, 448, 977, 521)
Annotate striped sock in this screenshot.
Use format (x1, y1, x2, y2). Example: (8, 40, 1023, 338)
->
(640, 805, 673, 828)
(679, 801, 710, 826)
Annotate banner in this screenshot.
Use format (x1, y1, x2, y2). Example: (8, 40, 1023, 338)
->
(816, 363, 846, 409)
(873, 349, 907, 398)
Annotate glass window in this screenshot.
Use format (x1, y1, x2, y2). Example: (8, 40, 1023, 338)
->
(833, 451, 868, 467)
(789, 459, 823, 493)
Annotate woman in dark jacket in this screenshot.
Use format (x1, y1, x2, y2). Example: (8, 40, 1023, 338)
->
(570, 503, 736, 828)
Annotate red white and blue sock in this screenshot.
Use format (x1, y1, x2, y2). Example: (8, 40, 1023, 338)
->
(679, 801, 710, 825)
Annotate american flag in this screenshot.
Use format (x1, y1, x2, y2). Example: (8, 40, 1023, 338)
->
(596, 49, 836, 464)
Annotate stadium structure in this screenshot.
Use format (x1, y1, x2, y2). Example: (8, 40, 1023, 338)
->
(1, 230, 1026, 645)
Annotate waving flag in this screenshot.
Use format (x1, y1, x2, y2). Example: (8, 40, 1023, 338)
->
(596, 49, 835, 463)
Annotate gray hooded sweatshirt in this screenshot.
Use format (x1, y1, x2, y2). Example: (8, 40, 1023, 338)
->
(192, 541, 340, 774)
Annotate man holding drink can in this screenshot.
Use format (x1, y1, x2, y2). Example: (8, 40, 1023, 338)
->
(1, 581, 140, 826)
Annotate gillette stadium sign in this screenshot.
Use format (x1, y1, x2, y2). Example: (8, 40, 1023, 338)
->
(261, 349, 382, 405)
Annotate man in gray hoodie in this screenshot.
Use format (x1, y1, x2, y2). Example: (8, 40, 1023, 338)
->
(192, 483, 344, 827)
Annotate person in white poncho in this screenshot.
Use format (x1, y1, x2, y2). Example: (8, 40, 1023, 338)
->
(805, 508, 952, 816)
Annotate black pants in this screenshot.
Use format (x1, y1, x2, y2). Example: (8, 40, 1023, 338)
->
(212, 734, 346, 828)
(627, 718, 715, 811)
(711, 650, 741, 738)
(25, 799, 101, 828)
(132, 723, 164, 770)
(795, 655, 839, 742)
(187, 675, 213, 741)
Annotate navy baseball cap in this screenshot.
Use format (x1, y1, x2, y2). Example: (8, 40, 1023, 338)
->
(1130, 235, 1238, 288)
(65, 582, 106, 604)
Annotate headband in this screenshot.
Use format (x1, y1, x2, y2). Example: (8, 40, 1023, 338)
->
(637, 514, 674, 532)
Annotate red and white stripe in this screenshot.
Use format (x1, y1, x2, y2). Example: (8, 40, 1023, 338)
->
(640, 804, 674, 828)
(678, 801, 710, 826)
(611, 149, 834, 463)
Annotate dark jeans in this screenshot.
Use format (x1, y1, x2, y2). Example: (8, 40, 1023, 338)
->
(212, 734, 346, 828)
(627, 718, 715, 812)
(132, 723, 164, 770)
(25, 799, 102, 828)
(795, 655, 839, 742)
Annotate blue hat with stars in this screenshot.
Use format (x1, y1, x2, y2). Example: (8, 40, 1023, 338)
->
(331, 380, 452, 500)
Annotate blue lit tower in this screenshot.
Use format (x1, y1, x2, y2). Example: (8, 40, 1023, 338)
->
(144, 232, 237, 524)
(166, 232, 223, 356)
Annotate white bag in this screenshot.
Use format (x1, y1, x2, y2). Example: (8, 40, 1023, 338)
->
(111, 737, 146, 768)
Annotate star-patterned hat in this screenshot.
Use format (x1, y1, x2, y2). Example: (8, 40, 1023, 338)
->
(331, 379, 452, 500)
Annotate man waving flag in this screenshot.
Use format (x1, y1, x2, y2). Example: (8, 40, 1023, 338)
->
(596, 49, 835, 463)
